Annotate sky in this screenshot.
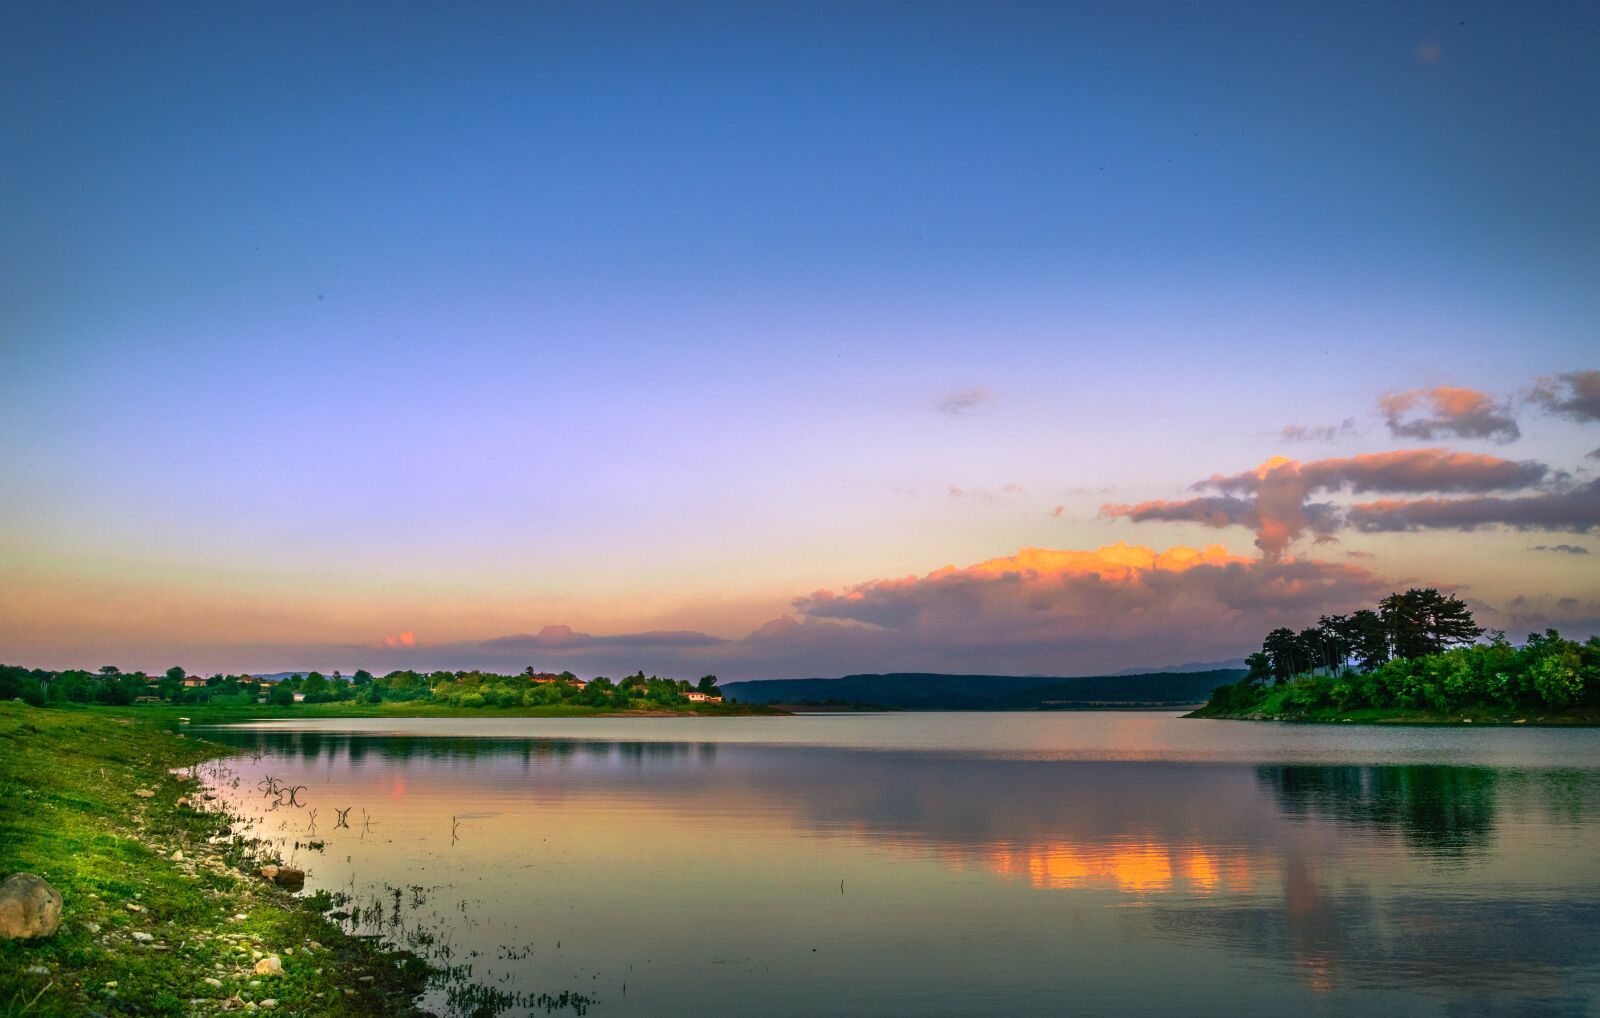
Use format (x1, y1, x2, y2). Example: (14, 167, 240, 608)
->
(2, 1, 1597, 679)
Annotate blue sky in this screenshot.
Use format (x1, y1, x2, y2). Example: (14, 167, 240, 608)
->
(2, 2, 1596, 676)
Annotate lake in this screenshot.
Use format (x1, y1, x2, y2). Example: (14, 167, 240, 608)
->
(196, 713, 1600, 1016)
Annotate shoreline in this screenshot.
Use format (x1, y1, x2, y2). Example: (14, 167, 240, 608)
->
(0, 702, 434, 1015)
(1187, 706, 1600, 726)
(113, 701, 789, 726)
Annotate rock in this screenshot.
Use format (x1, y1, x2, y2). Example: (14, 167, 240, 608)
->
(258, 865, 278, 880)
(83, 922, 100, 933)
(175, 773, 194, 783)
(271, 867, 304, 889)
(131, 931, 154, 943)
(254, 956, 283, 976)
(171, 851, 184, 861)
(26, 965, 49, 975)
(126, 903, 144, 912)
(135, 789, 156, 799)
(0, 873, 64, 940)
(259, 1000, 277, 1009)
(205, 977, 223, 988)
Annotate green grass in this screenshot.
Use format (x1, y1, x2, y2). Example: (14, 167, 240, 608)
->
(0, 702, 430, 1016)
(1188, 691, 1599, 726)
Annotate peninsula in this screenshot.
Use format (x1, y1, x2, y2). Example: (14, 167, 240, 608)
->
(1192, 588, 1600, 725)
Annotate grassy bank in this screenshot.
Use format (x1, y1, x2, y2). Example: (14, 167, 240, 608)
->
(0, 701, 431, 1016)
(1188, 701, 1600, 725)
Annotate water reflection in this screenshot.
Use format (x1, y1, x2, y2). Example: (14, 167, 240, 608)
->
(1259, 765, 1503, 854)
(202, 725, 1600, 1016)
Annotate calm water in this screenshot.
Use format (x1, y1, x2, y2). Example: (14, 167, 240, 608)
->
(197, 713, 1600, 1017)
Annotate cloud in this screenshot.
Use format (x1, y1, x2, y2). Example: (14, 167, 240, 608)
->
(355, 543, 1390, 680)
(934, 388, 993, 416)
(1281, 419, 1356, 442)
(1379, 386, 1520, 442)
(382, 631, 416, 648)
(784, 543, 1387, 670)
(1529, 370, 1600, 423)
(1529, 544, 1590, 555)
(947, 483, 1022, 500)
(1208, 449, 1546, 496)
(1488, 592, 1600, 636)
(1347, 479, 1600, 534)
(1105, 450, 1547, 559)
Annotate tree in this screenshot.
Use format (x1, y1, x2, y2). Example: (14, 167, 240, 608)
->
(166, 666, 186, 683)
(696, 675, 721, 695)
(1263, 628, 1302, 682)
(99, 665, 120, 676)
(1346, 609, 1390, 671)
(1313, 616, 1355, 674)
(301, 672, 332, 703)
(353, 669, 373, 687)
(267, 684, 295, 707)
(1381, 589, 1483, 659)
(1243, 652, 1273, 685)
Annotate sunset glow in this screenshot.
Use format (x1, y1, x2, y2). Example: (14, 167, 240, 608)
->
(1, 3, 1595, 678)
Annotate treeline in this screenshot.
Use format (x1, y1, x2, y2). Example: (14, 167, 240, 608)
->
(0, 665, 724, 711)
(387, 669, 723, 710)
(1205, 588, 1600, 717)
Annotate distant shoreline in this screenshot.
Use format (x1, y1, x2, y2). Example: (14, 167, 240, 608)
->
(119, 701, 791, 724)
(1187, 705, 1600, 727)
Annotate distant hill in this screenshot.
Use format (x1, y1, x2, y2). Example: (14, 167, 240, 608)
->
(251, 670, 354, 682)
(722, 670, 1245, 710)
(1112, 658, 1248, 676)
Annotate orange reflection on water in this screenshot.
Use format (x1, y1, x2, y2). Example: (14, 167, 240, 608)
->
(981, 841, 1257, 895)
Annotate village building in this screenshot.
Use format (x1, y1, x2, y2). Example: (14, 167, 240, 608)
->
(527, 672, 587, 690)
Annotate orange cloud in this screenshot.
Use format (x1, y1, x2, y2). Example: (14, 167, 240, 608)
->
(406, 542, 1388, 678)
(383, 630, 416, 648)
(792, 542, 1382, 654)
(1379, 386, 1519, 442)
(1106, 450, 1548, 559)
